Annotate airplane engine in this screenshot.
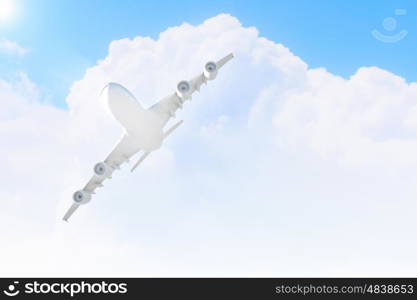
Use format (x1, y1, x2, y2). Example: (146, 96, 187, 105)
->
(203, 61, 218, 80)
(176, 80, 191, 99)
(73, 190, 91, 205)
(94, 162, 112, 178)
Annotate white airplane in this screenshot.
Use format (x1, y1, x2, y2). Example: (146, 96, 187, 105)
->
(63, 53, 234, 221)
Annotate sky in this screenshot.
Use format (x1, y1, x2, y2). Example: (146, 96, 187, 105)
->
(1, 0, 417, 107)
(1, 0, 417, 277)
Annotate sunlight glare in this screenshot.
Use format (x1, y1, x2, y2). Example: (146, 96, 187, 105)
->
(0, 0, 14, 21)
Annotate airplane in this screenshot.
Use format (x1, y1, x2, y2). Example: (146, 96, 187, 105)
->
(63, 53, 234, 221)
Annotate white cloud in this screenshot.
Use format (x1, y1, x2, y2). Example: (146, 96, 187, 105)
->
(273, 66, 417, 168)
(0, 39, 28, 56)
(1, 14, 417, 276)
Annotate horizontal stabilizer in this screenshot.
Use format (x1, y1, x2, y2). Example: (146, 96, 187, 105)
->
(131, 151, 150, 172)
(164, 120, 183, 138)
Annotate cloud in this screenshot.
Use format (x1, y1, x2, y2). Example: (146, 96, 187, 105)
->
(1, 14, 417, 276)
(273, 67, 417, 169)
(0, 39, 28, 56)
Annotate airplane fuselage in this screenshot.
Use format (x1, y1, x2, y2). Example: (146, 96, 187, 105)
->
(104, 82, 165, 151)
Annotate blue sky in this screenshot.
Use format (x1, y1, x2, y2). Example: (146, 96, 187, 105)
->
(1, 0, 417, 107)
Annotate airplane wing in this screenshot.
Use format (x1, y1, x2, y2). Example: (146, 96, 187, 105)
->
(85, 134, 140, 192)
(63, 133, 141, 221)
(63, 203, 80, 222)
(150, 53, 234, 123)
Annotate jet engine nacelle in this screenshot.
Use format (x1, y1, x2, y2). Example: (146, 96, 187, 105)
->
(176, 80, 191, 99)
(94, 162, 112, 178)
(204, 61, 218, 80)
(73, 190, 91, 205)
